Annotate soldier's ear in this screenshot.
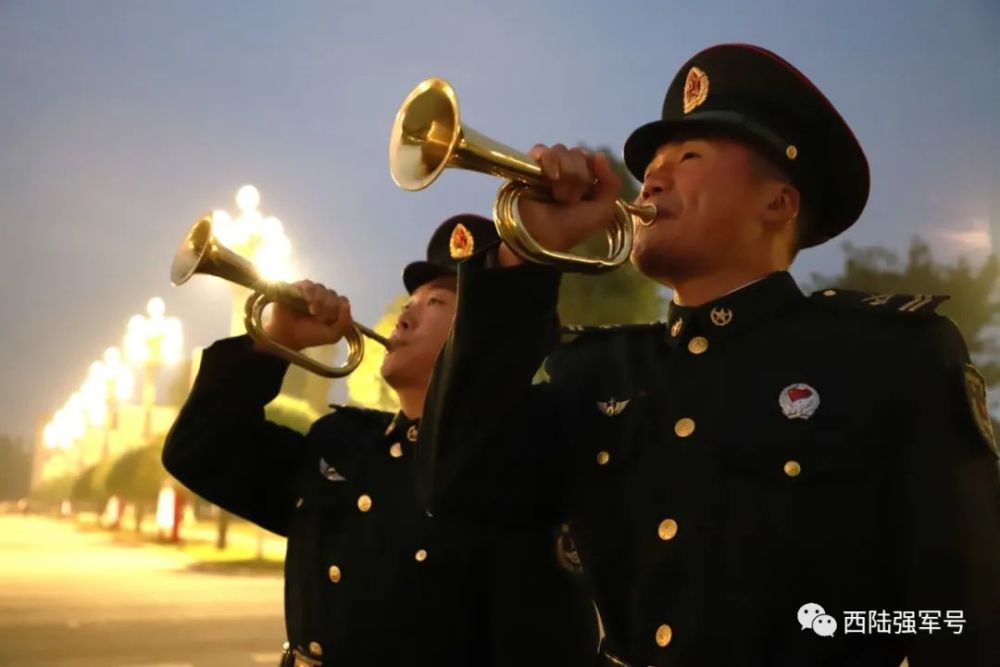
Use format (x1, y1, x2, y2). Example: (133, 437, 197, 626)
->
(761, 182, 800, 232)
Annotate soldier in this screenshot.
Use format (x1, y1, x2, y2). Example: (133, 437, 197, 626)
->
(416, 45, 1000, 666)
(162, 214, 597, 667)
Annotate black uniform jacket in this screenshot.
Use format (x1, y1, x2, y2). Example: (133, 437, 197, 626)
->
(163, 335, 598, 667)
(416, 253, 1000, 667)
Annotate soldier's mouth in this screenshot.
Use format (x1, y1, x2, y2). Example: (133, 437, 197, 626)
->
(636, 205, 676, 228)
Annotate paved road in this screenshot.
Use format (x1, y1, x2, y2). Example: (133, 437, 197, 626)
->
(0, 515, 285, 667)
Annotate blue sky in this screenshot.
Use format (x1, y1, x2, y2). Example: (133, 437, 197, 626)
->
(1, 0, 997, 438)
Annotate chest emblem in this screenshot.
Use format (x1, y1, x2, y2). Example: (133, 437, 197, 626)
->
(318, 457, 346, 482)
(597, 398, 631, 417)
(778, 383, 821, 420)
(710, 307, 733, 326)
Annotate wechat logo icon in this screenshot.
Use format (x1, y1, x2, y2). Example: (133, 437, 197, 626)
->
(798, 602, 838, 637)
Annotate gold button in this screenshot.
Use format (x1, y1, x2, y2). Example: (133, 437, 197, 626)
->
(687, 336, 708, 355)
(823, 289, 836, 297)
(786, 144, 798, 160)
(357, 494, 373, 512)
(282, 641, 290, 651)
(406, 425, 419, 442)
(389, 442, 403, 458)
(295, 497, 304, 509)
(657, 518, 678, 541)
(674, 418, 695, 438)
(596, 450, 610, 465)
(784, 460, 802, 477)
(415, 548, 428, 562)
(328, 565, 342, 583)
(308, 641, 323, 656)
(655, 623, 673, 647)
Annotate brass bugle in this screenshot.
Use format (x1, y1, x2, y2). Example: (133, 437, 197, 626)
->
(388, 78, 656, 273)
(170, 214, 388, 378)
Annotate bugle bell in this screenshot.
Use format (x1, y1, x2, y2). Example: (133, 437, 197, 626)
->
(388, 78, 656, 273)
(170, 214, 388, 378)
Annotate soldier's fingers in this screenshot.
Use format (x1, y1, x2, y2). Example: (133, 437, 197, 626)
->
(307, 283, 330, 316)
(329, 297, 352, 333)
(562, 148, 595, 201)
(293, 279, 316, 303)
(528, 144, 551, 161)
(563, 148, 591, 181)
(551, 180, 576, 204)
(592, 152, 622, 202)
(535, 146, 561, 181)
(319, 289, 343, 325)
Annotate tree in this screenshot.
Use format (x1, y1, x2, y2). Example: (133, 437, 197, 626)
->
(106, 441, 168, 531)
(29, 472, 76, 505)
(346, 295, 405, 411)
(0, 436, 31, 501)
(265, 394, 322, 434)
(811, 238, 1000, 384)
(70, 459, 114, 507)
(557, 149, 667, 325)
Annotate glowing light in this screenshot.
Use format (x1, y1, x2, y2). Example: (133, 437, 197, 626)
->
(82, 366, 109, 427)
(161, 317, 184, 365)
(156, 486, 177, 530)
(211, 209, 236, 246)
(146, 297, 166, 319)
(236, 184, 261, 213)
(212, 185, 298, 283)
(114, 371, 134, 401)
(43, 422, 57, 449)
(124, 300, 183, 367)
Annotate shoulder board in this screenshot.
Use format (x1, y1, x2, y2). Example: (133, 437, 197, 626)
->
(325, 403, 393, 420)
(560, 322, 666, 342)
(810, 288, 949, 316)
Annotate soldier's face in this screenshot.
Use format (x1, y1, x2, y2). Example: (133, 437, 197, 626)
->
(380, 276, 457, 391)
(632, 135, 778, 283)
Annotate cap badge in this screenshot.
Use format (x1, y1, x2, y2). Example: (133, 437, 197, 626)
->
(449, 222, 474, 259)
(778, 383, 821, 420)
(683, 66, 709, 114)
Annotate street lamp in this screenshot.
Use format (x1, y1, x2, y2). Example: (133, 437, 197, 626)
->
(201, 185, 300, 552)
(124, 297, 183, 438)
(210, 185, 297, 335)
(38, 393, 88, 488)
(81, 347, 134, 459)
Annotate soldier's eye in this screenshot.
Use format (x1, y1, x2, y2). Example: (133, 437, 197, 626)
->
(680, 152, 700, 162)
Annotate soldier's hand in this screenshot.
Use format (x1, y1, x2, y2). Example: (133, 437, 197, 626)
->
(259, 280, 353, 352)
(498, 144, 621, 267)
